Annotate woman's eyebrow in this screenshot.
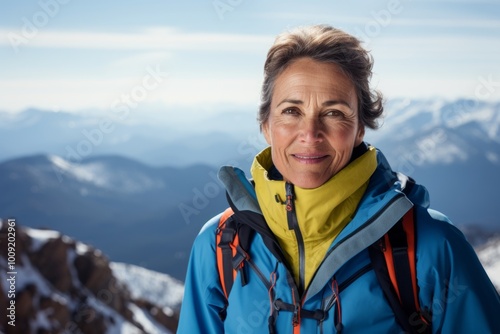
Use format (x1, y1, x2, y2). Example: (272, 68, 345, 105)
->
(277, 98, 303, 107)
(322, 99, 352, 109)
(276, 98, 353, 109)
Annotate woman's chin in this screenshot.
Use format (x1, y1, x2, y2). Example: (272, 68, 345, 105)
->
(287, 174, 330, 189)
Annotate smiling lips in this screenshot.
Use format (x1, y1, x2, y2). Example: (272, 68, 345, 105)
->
(292, 154, 329, 164)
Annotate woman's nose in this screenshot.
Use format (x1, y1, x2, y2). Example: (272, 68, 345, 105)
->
(299, 117, 323, 143)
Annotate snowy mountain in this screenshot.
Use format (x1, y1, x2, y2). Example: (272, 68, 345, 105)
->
(367, 98, 500, 167)
(368, 98, 500, 142)
(1, 98, 499, 282)
(475, 236, 500, 292)
(110, 262, 184, 317)
(365, 98, 500, 231)
(0, 107, 261, 168)
(0, 220, 181, 333)
(0, 221, 497, 334)
(0, 154, 228, 280)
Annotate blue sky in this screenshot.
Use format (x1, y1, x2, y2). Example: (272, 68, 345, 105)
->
(1, 0, 499, 116)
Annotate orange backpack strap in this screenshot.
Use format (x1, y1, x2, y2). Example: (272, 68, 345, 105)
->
(216, 207, 238, 299)
(370, 207, 431, 334)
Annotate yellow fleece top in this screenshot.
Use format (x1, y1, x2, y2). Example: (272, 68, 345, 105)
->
(251, 146, 377, 289)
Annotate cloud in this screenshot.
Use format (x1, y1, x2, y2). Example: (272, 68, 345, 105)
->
(0, 27, 274, 52)
(111, 52, 173, 68)
(255, 12, 500, 30)
(0, 75, 262, 113)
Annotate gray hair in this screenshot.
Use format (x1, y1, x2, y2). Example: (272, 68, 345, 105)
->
(259, 24, 383, 130)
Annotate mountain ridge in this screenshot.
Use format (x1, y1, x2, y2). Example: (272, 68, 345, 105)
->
(1, 98, 499, 280)
(0, 220, 181, 333)
(0, 153, 228, 280)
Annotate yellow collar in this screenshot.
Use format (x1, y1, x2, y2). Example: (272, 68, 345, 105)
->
(251, 146, 377, 287)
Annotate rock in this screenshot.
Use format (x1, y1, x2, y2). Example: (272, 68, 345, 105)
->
(30, 237, 73, 293)
(0, 220, 178, 333)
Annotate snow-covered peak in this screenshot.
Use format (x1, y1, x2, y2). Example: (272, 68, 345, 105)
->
(43, 154, 166, 194)
(24, 226, 61, 251)
(366, 99, 500, 167)
(0, 222, 180, 333)
(49, 155, 112, 188)
(372, 98, 500, 140)
(111, 262, 184, 314)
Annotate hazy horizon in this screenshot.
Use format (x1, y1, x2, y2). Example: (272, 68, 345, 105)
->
(1, 0, 499, 122)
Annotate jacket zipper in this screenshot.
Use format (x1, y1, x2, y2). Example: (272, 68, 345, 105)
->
(302, 192, 408, 300)
(285, 182, 306, 295)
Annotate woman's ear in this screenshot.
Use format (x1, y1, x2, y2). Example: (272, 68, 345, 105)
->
(262, 122, 272, 146)
(355, 125, 365, 146)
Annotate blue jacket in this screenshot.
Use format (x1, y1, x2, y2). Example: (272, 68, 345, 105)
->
(178, 150, 500, 333)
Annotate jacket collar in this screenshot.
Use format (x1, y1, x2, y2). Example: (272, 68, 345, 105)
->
(250, 145, 378, 241)
(217, 146, 429, 232)
(217, 146, 429, 299)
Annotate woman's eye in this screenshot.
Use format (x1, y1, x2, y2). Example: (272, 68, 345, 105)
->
(282, 108, 299, 115)
(325, 110, 344, 117)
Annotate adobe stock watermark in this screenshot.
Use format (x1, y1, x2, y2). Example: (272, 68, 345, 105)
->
(178, 133, 266, 225)
(52, 64, 168, 182)
(394, 128, 447, 176)
(475, 74, 500, 99)
(212, 0, 244, 20)
(7, 0, 73, 53)
(234, 298, 269, 333)
(63, 276, 125, 333)
(407, 276, 467, 333)
(354, 0, 411, 45)
(440, 73, 499, 128)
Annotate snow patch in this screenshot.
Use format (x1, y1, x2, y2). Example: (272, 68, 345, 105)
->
(51, 156, 111, 188)
(31, 308, 52, 331)
(76, 241, 91, 255)
(110, 262, 184, 310)
(24, 227, 60, 252)
(128, 303, 173, 334)
(48, 155, 163, 193)
(66, 248, 84, 288)
(477, 238, 500, 291)
(0, 254, 68, 303)
(424, 141, 468, 164)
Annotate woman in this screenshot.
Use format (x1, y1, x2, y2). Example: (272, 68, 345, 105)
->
(177, 25, 500, 333)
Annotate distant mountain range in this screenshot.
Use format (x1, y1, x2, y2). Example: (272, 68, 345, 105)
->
(0, 154, 227, 280)
(1, 98, 499, 281)
(368, 98, 500, 230)
(0, 107, 262, 169)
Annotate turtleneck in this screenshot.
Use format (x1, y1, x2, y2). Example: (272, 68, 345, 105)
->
(251, 144, 377, 289)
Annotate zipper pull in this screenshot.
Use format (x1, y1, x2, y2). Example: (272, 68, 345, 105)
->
(285, 182, 295, 212)
(292, 303, 300, 327)
(379, 237, 386, 252)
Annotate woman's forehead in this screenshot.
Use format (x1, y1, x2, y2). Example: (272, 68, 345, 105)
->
(272, 58, 357, 109)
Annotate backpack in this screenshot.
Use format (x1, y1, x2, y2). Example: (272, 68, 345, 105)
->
(216, 176, 432, 333)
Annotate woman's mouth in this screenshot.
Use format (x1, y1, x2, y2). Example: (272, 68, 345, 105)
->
(292, 154, 329, 164)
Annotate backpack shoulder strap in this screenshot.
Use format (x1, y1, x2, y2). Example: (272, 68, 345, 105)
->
(369, 207, 431, 334)
(216, 207, 237, 299)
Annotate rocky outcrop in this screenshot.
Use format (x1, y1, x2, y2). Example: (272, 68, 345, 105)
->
(0, 219, 179, 333)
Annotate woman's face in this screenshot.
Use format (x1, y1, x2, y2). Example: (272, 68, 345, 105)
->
(262, 57, 364, 189)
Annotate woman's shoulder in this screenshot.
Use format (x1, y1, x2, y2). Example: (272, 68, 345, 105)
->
(413, 205, 478, 265)
(191, 212, 224, 252)
(414, 206, 465, 243)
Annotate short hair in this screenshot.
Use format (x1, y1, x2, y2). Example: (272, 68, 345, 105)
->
(259, 24, 383, 130)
